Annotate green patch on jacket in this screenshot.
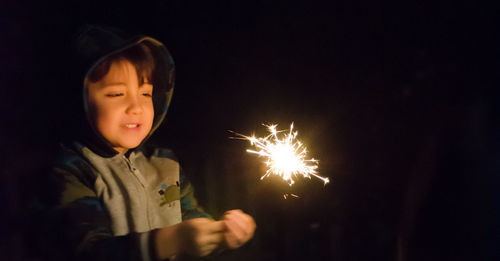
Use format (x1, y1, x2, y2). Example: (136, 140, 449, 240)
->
(159, 185, 180, 207)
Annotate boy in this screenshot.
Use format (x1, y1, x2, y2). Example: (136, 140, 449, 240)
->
(44, 25, 255, 260)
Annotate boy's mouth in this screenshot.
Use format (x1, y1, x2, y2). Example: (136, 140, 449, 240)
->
(125, 123, 141, 129)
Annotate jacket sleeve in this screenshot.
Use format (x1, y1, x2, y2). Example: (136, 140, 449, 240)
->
(179, 167, 213, 220)
(43, 164, 161, 261)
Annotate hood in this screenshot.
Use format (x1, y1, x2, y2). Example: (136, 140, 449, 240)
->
(66, 25, 175, 157)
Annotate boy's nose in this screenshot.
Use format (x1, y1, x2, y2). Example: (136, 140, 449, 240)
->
(125, 97, 143, 115)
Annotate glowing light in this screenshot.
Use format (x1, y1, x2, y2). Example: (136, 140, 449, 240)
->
(231, 123, 329, 186)
(283, 193, 300, 199)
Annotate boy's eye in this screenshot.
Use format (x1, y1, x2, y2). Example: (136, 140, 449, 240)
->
(142, 93, 153, 97)
(106, 93, 124, 97)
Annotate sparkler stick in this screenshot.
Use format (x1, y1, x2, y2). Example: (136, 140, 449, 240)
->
(230, 123, 330, 187)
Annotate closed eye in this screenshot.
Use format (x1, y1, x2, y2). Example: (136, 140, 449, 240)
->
(143, 93, 153, 97)
(106, 93, 124, 97)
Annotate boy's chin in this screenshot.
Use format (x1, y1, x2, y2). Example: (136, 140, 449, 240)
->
(113, 141, 143, 152)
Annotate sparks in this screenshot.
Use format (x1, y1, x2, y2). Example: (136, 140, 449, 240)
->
(231, 123, 330, 186)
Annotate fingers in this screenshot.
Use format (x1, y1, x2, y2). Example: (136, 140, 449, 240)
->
(203, 228, 226, 244)
(196, 225, 224, 256)
(179, 218, 226, 256)
(205, 220, 226, 233)
(184, 218, 225, 235)
(225, 217, 245, 245)
(225, 210, 256, 236)
(196, 240, 221, 256)
(223, 209, 257, 249)
(192, 219, 225, 245)
(198, 244, 218, 256)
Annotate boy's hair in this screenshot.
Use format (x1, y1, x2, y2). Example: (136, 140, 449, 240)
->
(86, 42, 155, 85)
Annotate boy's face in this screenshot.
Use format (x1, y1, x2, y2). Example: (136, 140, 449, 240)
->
(86, 59, 154, 152)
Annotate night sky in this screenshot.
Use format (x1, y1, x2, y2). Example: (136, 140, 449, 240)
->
(2, 1, 498, 260)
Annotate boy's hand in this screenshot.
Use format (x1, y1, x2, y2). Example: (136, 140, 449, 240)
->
(223, 209, 256, 249)
(156, 218, 225, 259)
(178, 218, 226, 256)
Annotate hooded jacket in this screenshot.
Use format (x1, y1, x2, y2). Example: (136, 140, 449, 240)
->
(42, 25, 210, 261)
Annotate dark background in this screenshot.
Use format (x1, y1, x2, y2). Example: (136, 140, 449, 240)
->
(1, 1, 498, 260)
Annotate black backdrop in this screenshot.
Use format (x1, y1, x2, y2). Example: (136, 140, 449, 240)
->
(1, 1, 498, 260)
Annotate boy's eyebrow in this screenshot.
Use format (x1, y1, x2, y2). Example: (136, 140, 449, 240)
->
(99, 82, 153, 88)
(139, 82, 153, 89)
(102, 82, 127, 88)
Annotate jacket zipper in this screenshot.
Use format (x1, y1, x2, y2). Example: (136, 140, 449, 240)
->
(123, 155, 152, 229)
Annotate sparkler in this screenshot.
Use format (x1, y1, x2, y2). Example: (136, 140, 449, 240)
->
(231, 123, 329, 186)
